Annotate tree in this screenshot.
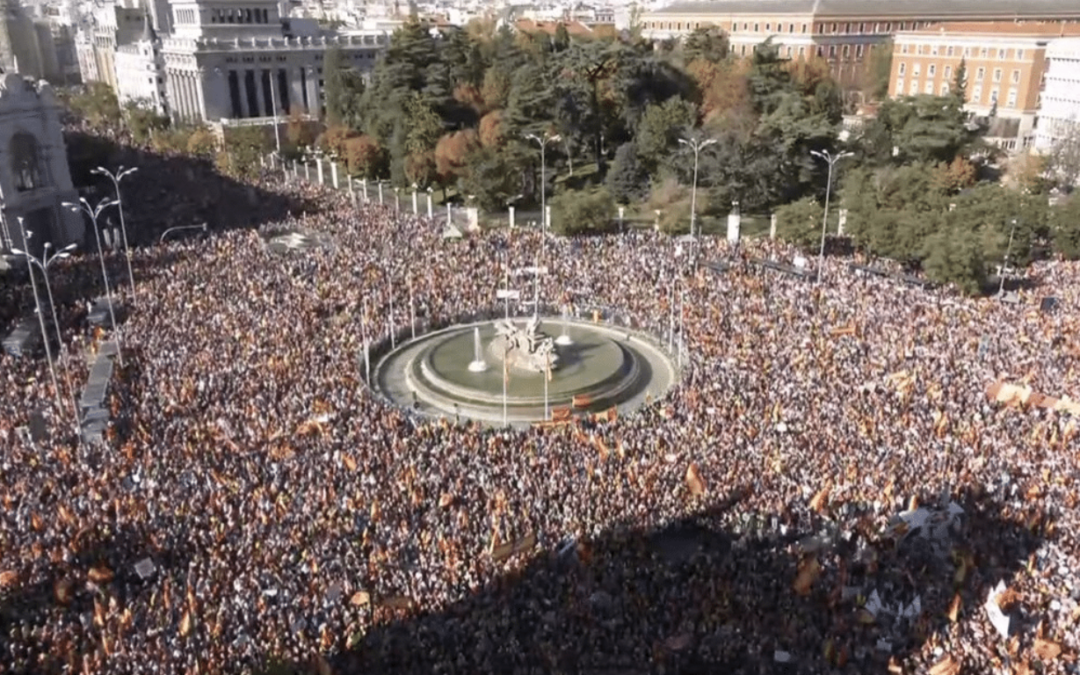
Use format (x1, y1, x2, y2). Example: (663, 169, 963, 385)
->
(323, 46, 365, 127)
(218, 127, 270, 178)
(1052, 192, 1080, 259)
(922, 223, 986, 295)
(551, 187, 616, 235)
(478, 110, 504, 148)
(434, 129, 478, 183)
(343, 135, 385, 178)
(873, 95, 976, 165)
(71, 82, 122, 130)
(861, 40, 893, 102)
(951, 59, 968, 104)
(286, 105, 316, 149)
(186, 126, 218, 157)
(774, 196, 824, 249)
(459, 146, 523, 212)
(553, 23, 571, 52)
(552, 40, 627, 169)
(606, 142, 649, 204)
(681, 26, 729, 65)
(123, 100, 169, 144)
(686, 58, 753, 130)
(319, 125, 356, 157)
(634, 98, 697, 172)
(480, 66, 512, 111)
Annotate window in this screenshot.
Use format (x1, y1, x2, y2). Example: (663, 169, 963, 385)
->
(11, 133, 43, 192)
(896, 78, 905, 92)
(1007, 88, 1017, 107)
(754, 23, 759, 31)
(830, 22, 837, 32)
(1017, 49, 1024, 60)
(885, 22, 891, 31)
(765, 23, 770, 31)
(925, 80, 934, 93)
(972, 84, 982, 101)
(786, 46, 792, 56)
(976, 67, 985, 80)
(901, 44, 908, 54)
(899, 21, 906, 30)
(856, 44, 863, 57)
(928, 64, 936, 77)
(817, 45, 824, 57)
(1011, 69, 1020, 83)
(801, 24, 807, 33)
(741, 44, 747, 55)
(742, 23, 748, 30)
(993, 68, 1002, 82)
(842, 44, 849, 57)
(909, 79, 919, 94)
(875, 22, 881, 31)
(944, 65, 952, 79)
(999, 48, 1007, 60)
(946, 46, 953, 56)
(798, 46, 805, 55)
(980, 48, 988, 58)
(859, 22, 865, 32)
(941, 83, 950, 95)
(844, 22, 851, 33)
(913, 64, 920, 77)
(789, 23, 794, 33)
(931, 45, 938, 55)
(829, 45, 836, 57)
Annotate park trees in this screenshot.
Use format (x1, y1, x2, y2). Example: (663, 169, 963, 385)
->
(323, 47, 365, 127)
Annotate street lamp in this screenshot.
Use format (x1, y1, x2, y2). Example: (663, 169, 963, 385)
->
(91, 166, 138, 301)
(809, 149, 853, 283)
(999, 218, 1018, 295)
(63, 198, 124, 367)
(10, 220, 72, 420)
(524, 131, 561, 242)
(677, 136, 717, 241)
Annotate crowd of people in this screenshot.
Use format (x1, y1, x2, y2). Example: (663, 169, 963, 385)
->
(1, 157, 1079, 675)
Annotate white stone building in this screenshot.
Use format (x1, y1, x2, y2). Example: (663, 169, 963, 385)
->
(114, 16, 168, 113)
(1035, 37, 1080, 155)
(0, 74, 82, 252)
(157, 0, 386, 125)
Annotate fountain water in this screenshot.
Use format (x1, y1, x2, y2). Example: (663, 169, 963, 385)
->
(555, 306, 573, 346)
(467, 326, 489, 372)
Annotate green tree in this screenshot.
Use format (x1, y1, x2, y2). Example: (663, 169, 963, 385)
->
(606, 142, 649, 204)
(551, 187, 616, 235)
(634, 97, 697, 172)
(553, 23, 571, 52)
(871, 95, 976, 165)
(323, 46, 366, 127)
(862, 40, 893, 102)
(921, 224, 986, 294)
(681, 26, 729, 65)
(552, 40, 627, 168)
(1052, 192, 1080, 259)
(218, 126, 271, 178)
(774, 196, 824, 249)
(459, 146, 523, 212)
(70, 82, 122, 129)
(951, 58, 968, 103)
(123, 99, 170, 144)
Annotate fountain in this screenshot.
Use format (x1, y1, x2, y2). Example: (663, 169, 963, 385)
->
(467, 326, 488, 372)
(370, 314, 678, 426)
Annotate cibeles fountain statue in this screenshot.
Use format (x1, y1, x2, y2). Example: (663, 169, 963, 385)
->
(491, 316, 560, 373)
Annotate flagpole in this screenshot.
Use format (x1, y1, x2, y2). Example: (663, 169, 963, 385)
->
(387, 272, 396, 350)
(544, 350, 550, 420)
(361, 297, 370, 384)
(503, 346, 509, 426)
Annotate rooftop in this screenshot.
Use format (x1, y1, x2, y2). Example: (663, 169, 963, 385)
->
(649, 0, 1080, 18)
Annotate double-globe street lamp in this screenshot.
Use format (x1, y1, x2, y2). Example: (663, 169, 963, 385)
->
(524, 131, 561, 243)
(11, 220, 79, 429)
(809, 149, 853, 283)
(677, 136, 717, 242)
(63, 197, 125, 367)
(91, 165, 138, 301)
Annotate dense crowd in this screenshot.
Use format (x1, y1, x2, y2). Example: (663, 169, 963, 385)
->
(1, 166, 1079, 675)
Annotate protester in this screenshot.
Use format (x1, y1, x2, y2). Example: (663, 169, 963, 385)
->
(0, 166, 1077, 675)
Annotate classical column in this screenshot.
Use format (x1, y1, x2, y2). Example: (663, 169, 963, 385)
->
(305, 68, 319, 117)
(194, 68, 207, 123)
(289, 67, 305, 116)
(253, 69, 266, 117)
(238, 70, 250, 118)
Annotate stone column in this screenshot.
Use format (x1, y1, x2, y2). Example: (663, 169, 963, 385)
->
(331, 161, 339, 189)
(427, 192, 433, 219)
(305, 69, 319, 116)
(290, 67, 305, 115)
(411, 189, 418, 215)
(316, 158, 324, 184)
(837, 208, 848, 236)
(362, 179, 368, 201)
(508, 205, 515, 229)
(253, 69, 266, 117)
(237, 70, 250, 118)
(194, 69, 207, 123)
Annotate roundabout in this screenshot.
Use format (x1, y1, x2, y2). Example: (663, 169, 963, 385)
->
(370, 314, 680, 425)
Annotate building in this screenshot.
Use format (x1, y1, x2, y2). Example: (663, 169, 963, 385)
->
(640, 0, 1080, 87)
(114, 14, 168, 113)
(0, 73, 83, 252)
(75, 0, 148, 90)
(1035, 37, 1080, 154)
(0, 0, 46, 78)
(889, 22, 1080, 151)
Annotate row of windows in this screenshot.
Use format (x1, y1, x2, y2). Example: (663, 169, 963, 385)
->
(899, 62, 1022, 85)
(175, 9, 196, 24)
(897, 78, 1021, 107)
(900, 44, 1025, 61)
(647, 19, 926, 34)
(727, 42, 873, 59)
(209, 7, 271, 24)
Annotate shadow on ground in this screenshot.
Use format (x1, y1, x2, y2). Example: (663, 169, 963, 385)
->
(316, 486, 1045, 675)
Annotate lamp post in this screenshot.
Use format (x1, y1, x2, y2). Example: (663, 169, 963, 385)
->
(411, 182, 419, 215)
(63, 198, 124, 367)
(91, 165, 138, 301)
(426, 186, 434, 219)
(999, 218, 1018, 295)
(524, 131, 561, 243)
(393, 187, 400, 212)
(809, 149, 853, 284)
(11, 219, 70, 419)
(677, 136, 716, 242)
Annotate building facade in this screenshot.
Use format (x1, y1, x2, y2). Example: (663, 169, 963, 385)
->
(0, 74, 82, 252)
(888, 23, 1080, 151)
(1035, 37, 1080, 154)
(114, 17, 168, 113)
(641, 0, 1080, 87)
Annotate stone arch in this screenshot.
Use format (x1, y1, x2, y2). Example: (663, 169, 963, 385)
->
(10, 131, 44, 192)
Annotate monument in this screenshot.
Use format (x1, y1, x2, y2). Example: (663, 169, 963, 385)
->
(369, 313, 680, 426)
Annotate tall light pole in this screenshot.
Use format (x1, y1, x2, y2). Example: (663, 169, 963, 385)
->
(268, 70, 282, 157)
(63, 198, 124, 367)
(809, 149, 853, 284)
(677, 136, 716, 242)
(11, 219, 66, 417)
(999, 218, 1018, 295)
(524, 131, 561, 243)
(91, 165, 138, 301)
